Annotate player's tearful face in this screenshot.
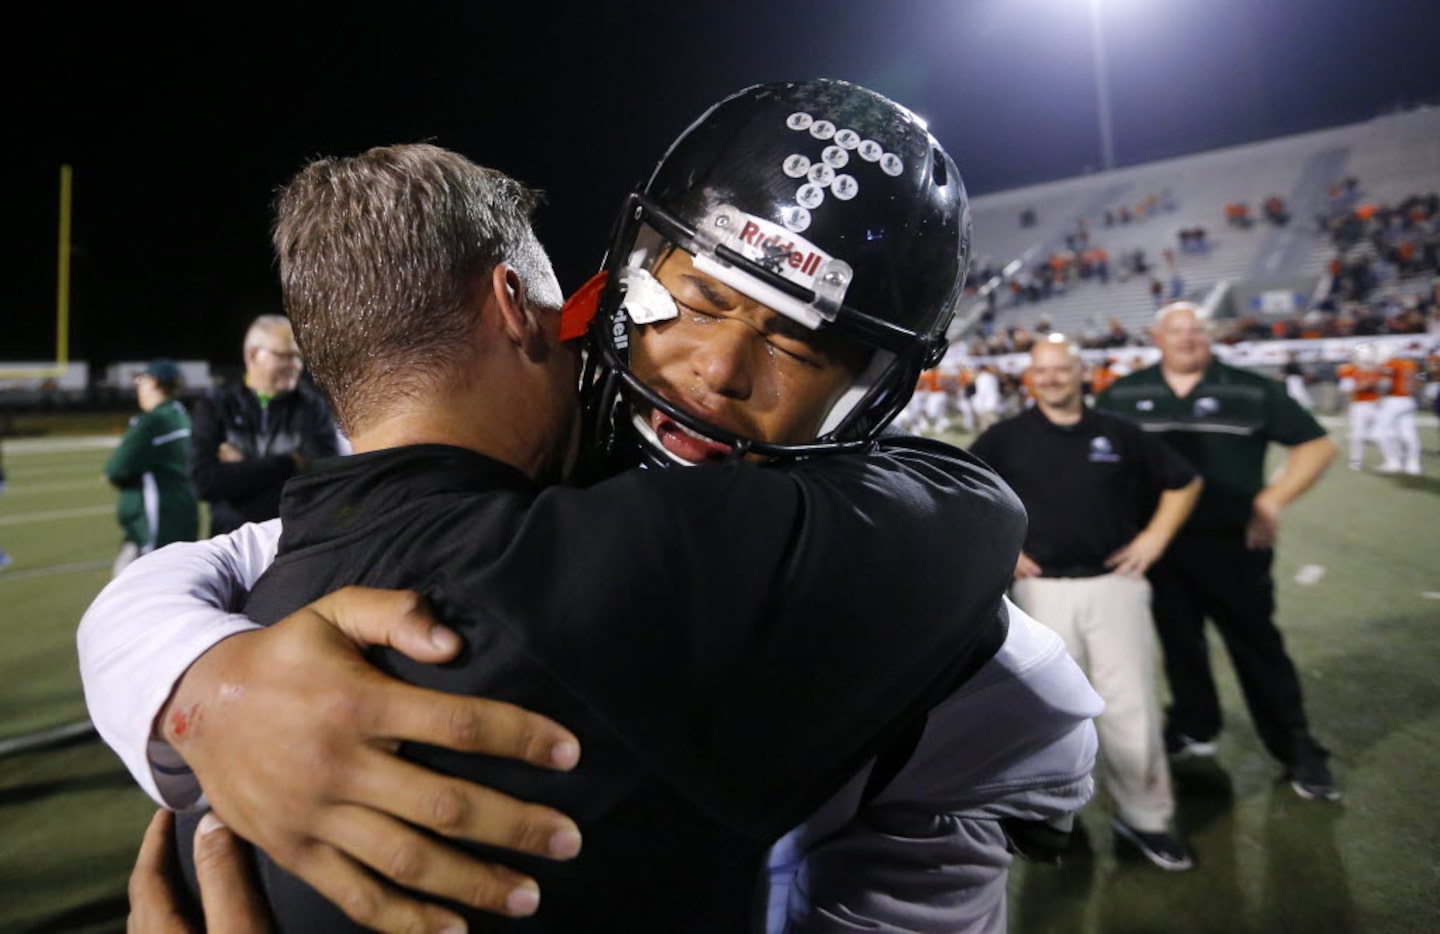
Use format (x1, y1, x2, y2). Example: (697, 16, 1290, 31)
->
(627, 249, 866, 463)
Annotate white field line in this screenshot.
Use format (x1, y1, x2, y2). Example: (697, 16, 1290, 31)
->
(4, 436, 120, 455)
(0, 505, 112, 527)
(0, 558, 111, 583)
(3, 480, 109, 497)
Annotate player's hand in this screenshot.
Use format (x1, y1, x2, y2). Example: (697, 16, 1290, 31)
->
(159, 586, 584, 934)
(1013, 551, 1042, 580)
(1246, 494, 1282, 550)
(217, 443, 245, 463)
(127, 809, 274, 933)
(1106, 530, 1167, 576)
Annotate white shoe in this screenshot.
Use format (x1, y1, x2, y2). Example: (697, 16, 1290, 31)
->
(1377, 462, 1402, 474)
(1404, 463, 1422, 476)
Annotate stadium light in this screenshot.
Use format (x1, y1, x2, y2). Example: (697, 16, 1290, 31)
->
(1089, 0, 1117, 170)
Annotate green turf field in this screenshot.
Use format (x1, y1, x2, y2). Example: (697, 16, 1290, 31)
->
(1, 418, 1437, 932)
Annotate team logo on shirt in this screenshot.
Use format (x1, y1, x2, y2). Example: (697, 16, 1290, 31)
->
(1193, 397, 1220, 417)
(1135, 400, 1155, 412)
(1088, 435, 1121, 463)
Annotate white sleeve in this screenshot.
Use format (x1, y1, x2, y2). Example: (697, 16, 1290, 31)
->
(765, 598, 1103, 933)
(76, 519, 282, 809)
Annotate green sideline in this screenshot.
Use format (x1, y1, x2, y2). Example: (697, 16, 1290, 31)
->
(1, 418, 1437, 931)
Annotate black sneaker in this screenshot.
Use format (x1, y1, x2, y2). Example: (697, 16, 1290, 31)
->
(1289, 751, 1342, 802)
(1112, 820, 1195, 871)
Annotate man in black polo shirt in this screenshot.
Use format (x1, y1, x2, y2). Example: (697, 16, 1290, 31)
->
(1097, 302, 1340, 801)
(972, 334, 1201, 870)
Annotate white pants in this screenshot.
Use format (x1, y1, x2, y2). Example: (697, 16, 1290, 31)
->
(1285, 374, 1313, 411)
(1347, 400, 1380, 468)
(1376, 395, 1421, 472)
(1011, 573, 1173, 832)
(922, 390, 950, 430)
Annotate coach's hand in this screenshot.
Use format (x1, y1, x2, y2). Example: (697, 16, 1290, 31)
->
(128, 809, 273, 933)
(158, 586, 583, 934)
(1246, 494, 1282, 550)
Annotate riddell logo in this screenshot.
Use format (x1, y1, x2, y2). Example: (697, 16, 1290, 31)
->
(738, 221, 823, 277)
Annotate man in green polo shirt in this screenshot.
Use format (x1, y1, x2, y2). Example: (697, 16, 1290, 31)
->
(1096, 302, 1340, 801)
(104, 358, 200, 577)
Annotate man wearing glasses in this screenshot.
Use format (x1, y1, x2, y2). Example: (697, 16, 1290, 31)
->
(189, 314, 340, 535)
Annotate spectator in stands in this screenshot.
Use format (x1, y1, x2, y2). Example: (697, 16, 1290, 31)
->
(1100, 317, 1131, 349)
(1097, 302, 1341, 803)
(972, 334, 1202, 872)
(189, 314, 340, 535)
(104, 359, 199, 577)
(1224, 202, 1253, 229)
(1263, 196, 1290, 226)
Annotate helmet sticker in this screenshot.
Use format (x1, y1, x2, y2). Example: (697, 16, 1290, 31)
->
(780, 111, 905, 229)
(807, 163, 836, 187)
(797, 183, 826, 210)
(618, 267, 680, 325)
(780, 205, 812, 232)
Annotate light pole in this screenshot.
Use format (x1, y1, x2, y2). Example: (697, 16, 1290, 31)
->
(1089, 0, 1117, 171)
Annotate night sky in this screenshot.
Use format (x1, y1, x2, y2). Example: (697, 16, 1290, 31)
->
(10, 0, 1440, 367)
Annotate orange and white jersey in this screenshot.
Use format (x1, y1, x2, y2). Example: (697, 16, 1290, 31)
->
(1382, 357, 1419, 398)
(1089, 364, 1116, 395)
(917, 368, 943, 394)
(1336, 362, 1383, 402)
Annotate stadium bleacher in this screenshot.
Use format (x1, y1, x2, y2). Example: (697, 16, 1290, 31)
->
(950, 105, 1440, 358)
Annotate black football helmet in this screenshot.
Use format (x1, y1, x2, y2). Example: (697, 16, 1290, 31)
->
(580, 78, 972, 468)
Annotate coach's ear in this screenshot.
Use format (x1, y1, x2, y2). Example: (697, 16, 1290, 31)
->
(492, 264, 549, 360)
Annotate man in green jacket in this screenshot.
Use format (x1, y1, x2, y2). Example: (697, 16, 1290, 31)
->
(105, 358, 199, 576)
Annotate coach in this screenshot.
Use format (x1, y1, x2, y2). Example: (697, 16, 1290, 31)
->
(1097, 302, 1339, 802)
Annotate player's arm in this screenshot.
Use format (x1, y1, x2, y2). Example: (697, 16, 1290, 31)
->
(127, 809, 274, 934)
(1107, 475, 1202, 576)
(79, 521, 279, 807)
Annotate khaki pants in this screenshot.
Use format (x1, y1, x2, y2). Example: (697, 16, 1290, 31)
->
(1011, 573, 1174, 832)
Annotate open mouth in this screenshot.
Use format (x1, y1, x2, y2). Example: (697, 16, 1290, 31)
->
(636, 405, 737, 463)
(649, 408, 735, 463)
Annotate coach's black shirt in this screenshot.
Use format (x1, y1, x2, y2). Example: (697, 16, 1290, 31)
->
(180, 437, 1020, 931)
(971, 406, 1196, 577)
